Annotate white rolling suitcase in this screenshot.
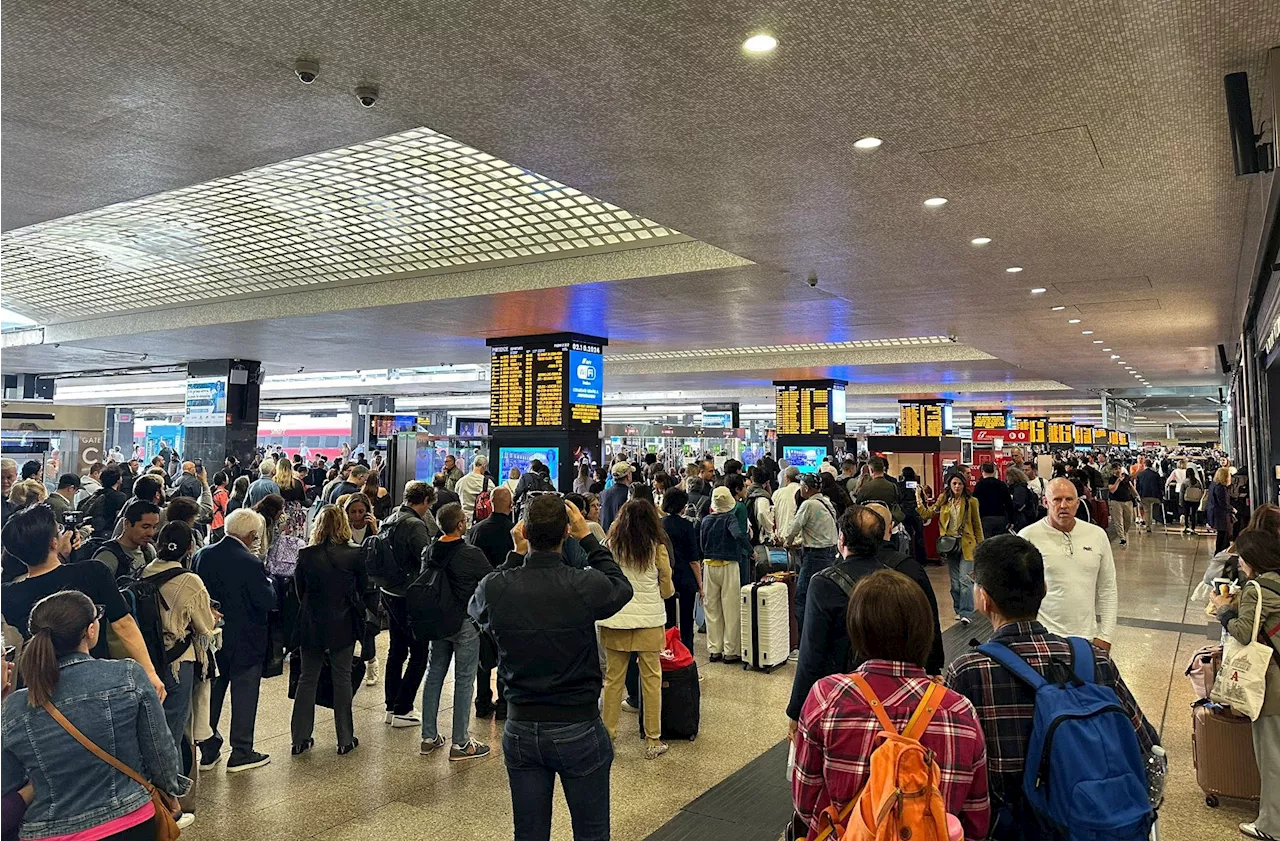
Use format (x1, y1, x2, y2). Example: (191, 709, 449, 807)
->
(741, 581, 790, 672)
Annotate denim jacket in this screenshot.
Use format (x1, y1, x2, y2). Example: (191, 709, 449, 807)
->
(1, 654, 190, 839)
(700, 510, 751, 562)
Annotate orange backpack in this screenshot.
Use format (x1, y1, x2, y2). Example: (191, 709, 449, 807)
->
(810, 677, 952, 841)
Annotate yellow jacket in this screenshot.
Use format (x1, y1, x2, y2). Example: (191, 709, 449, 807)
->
(920, 496, 984, 560)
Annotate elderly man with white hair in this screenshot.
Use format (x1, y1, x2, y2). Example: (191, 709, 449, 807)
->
(192, 508, 275, 773)
(245, 459, 280, 508)
(1016, 477, 1118, 652)
(454, 454, 494, 527)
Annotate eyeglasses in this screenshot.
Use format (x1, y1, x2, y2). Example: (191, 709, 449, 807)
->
(1061, 530, 1074, 557)
(93, 604, 106, 622)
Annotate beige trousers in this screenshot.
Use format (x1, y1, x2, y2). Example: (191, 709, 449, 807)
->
(602, 647, 662, 743)
(704, 562, 741, 658)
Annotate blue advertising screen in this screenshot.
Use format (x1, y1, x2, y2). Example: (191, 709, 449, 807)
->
(782, 445, 826, 474)
(498, 446, 559, 490)
(568, 350, 603, 405)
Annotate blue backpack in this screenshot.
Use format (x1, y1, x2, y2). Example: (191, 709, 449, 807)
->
(977, 637, 1154, 841)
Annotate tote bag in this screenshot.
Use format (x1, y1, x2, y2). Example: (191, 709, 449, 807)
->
(1210, 581, 1273, 720)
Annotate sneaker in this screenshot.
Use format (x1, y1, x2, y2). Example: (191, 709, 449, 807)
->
(197, 738, 224, 771)
(954, 613, 963, 620)
(959, 616, 971, 626)
(645, 741, 670, 760)
(226, 751, 270, 773)
(175, 812, 196, 830)
(708, 653, 723, 663)
(420, 735, 446, 755)
(449, 739, 491, 762)
(788, 649, 800, 663)
(364, 658, 380, 686)
(1239, 823, 1279, 840)
(723, 655, 742, 664)
(390, 713, 421, 728)
(621, 698, 640, 713)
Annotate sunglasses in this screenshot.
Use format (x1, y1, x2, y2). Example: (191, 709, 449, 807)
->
(93, 604, 106, 623)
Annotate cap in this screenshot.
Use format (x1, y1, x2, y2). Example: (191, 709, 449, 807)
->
(800, 473, 821, 490)
(611, 462, 635, 479)
(711, 485, 736, 513)
(57, 473, 82, 490)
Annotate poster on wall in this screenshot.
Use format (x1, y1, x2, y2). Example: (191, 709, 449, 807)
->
(184, 378, 228, 428)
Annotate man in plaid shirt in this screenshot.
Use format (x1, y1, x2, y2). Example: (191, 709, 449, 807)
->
(945, 535, 1159, 841)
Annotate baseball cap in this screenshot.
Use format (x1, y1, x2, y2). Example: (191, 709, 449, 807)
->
(57, 473, 82, 490)
(800, 473, 821, 490)
(611, 462, 635, 479)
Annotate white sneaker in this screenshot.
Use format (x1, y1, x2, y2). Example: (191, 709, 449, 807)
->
(175, 813, 196, 830)
(959, 616, 971, 626)
(364, 658, 380, 686)
(621, 699, 640, 713)
(390, 713, 421, 728)
(1239, 822, 1279, 840)
(788, 649, 800, 663)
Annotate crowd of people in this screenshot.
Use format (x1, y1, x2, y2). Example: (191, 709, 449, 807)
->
(0, 440, 1274, 841)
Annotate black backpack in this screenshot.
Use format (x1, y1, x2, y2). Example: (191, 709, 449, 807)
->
(363, 518, 407, 589)
(82, 491, 110, 536)
(81, 538, 132, 575)
(119, 568, 192, 672)
(406, 545, 465, 642)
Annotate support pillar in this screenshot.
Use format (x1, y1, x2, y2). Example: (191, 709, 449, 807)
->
(183, 360, 261, 469)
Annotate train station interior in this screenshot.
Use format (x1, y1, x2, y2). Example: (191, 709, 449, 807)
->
(3, 4, 1280, 841)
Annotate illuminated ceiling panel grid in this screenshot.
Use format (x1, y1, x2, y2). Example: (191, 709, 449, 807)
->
(606, 336, 956, 361)
(1, 127, 681, 321)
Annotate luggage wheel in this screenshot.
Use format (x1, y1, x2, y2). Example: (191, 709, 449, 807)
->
(1205, 795, 1219, 808)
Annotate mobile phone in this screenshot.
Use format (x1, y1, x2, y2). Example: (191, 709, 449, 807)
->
(61, 510, 81, 530)
(905, 481, 919, 490)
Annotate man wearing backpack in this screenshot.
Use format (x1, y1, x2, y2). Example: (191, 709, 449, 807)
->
(454, 455, 494, 528)
(946, 535, 1159, 841)
(91, 499, 160, 577)
(744, 466, 775, 572)
(414, 503, 494, 761)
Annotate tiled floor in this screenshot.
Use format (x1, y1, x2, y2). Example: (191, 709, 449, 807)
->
(186, 524, 1261, 840)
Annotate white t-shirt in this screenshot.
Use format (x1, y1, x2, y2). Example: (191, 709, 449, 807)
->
(1017, 518, 1117, 643)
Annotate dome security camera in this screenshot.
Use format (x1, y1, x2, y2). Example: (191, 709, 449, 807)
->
(355, 85, 379, 108)
(294, 59, 319, 84)
(807, 271, 819, 288)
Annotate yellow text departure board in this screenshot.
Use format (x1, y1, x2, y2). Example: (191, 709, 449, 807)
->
(1093, 428, 1110, 445)
(971, 411, 1010, 430)
(776, 384, 831, 436)
(899, 404, 924, 437)
(1048, 422, 1074, 445)
(1016, 417, 1047, 444)
(924, 404, 945, 437)
(488, 337, 604, 429)
(1118, 432, 1130, 447)
(1073, 426, 1093, 446)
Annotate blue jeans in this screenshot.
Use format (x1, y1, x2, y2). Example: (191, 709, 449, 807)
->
(794, 546, 838, 637)
(421, 619, 480, 745)
(161, 661, 195, 758)
(503, 718, 613, 841)
(947, 557, 974, 617)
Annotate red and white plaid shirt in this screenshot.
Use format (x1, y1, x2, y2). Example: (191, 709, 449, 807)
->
(792, 659, 990, 840)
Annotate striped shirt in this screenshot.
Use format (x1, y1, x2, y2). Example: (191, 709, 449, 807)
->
(792, 659, 990, 840)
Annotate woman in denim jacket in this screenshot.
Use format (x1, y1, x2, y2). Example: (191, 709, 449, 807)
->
(1, 591, 190, 840)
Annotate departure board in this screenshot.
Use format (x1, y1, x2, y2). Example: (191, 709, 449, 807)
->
(1048, 422, 1074, 445)
(488, 335, 604, 429)
(1093, 428, 1110, 445)
(775, 383, 835, 436)
(1118, 432, 1130, 447)
(1016, 417, 1048, 444)
(1073, 426, 1093, 446)
(971, 411, 1011, 430)
(924, 404, 945, 436)
(1108, 429, 1121, 446)
(899, 404, 924, 436)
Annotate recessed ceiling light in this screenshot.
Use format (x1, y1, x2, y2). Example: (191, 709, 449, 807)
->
(1051, 305, 1066, 310)
(1030, 287, 1047, 294)
(854, 136, 883, 149)
(1081, 330, 1093, 335)
(1068, 318, 1081, 324)
(1110, 355, 1120, 359)
(971, 236, 992, 245)
(1103, 348, 1112, 351)
(1093, 340, 1103, 343)
(923, 197, 948, 207)
(1006, 266, 1024, 273)
(742, 33, 778, 53)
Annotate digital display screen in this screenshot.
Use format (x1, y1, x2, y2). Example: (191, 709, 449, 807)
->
(971, 410, 1011, 430)
(702, 410, 734, 429)
(1073, 426, 1093, 445)
(1118, 432, 1130, 447)
(899, 402, 946, 437)
(925, 404, 945, 437)
(568, 349, 602, 405)
(775, 384, 832, 436)
(1108, 429, 1121, 446)
(832, 387, 846, 424)
(782, 446, 826, 473)
(1048, 422, 1074, 444)
(489, 338, 604, 429)
(1093, 428, 1110, 445)
(498, 447, 559, 490)
(1016, 417, 1048, 444)
(899, 404, 924, 436)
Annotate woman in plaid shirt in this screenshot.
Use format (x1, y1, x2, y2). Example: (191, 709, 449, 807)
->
(792, 569, 990, 840)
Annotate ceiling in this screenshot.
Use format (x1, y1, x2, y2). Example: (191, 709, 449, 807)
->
(3, 0, 1277, 418)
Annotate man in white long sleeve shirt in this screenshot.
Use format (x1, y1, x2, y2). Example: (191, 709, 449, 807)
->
(1017, 477, 1118, 651)
(783, 473, 840, 643)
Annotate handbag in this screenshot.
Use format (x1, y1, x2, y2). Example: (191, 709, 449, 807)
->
(1210, 581, 1274, 720)
(935, 503, 963, 559)
(43, 703, 183, 841)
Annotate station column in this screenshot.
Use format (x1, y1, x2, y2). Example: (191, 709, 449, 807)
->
(773, 379, 847, 472)
(487, 333, 606, 489)
(183, 359, 261, 469)
(349, 396, 397, 453)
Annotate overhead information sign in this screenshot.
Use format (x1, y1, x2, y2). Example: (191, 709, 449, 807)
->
(1016, 417, 1048, 444)
(775, 383, 833, 436)
(1073, 426, 1093, 446)
(488, 335, 605, 429)
(1048, 422, 1075, 445)
(897, 400, 949, 437)
(184, 377, 227, 428)
(970, 410, 1011, 430)
(1093, 428, 1110, 445)
(899, 404, 924, 437)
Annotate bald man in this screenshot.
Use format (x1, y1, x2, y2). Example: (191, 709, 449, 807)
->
(1016, 477, 1117, 652)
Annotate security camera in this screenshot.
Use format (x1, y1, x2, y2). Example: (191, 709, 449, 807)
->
(806, 271, 819, 288)
(294, 60, 319, 84)
(355, 85, 379, 108)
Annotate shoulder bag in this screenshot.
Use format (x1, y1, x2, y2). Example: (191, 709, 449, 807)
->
(1210, 580, 1274, 720)
(935, 501, 962, 559)
(43, 702, 182, 841)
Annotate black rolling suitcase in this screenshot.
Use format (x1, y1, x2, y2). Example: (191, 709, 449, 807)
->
(639, 662, 700, 741)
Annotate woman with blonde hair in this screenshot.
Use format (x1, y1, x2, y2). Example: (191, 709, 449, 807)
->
(1207, 466, 1235, 554)
(7, 479, 47, 509)
(598, 499, 675, 759)
(290, 505, 367, 756)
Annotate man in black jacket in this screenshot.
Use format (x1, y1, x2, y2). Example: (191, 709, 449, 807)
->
(469, 495, 632, 841)
(418, 503, 495, 761)
(467, 487, 516, 719)
(380, 481, 440, 726)
(973, 462, 1014, 539)
(862, 502, 945, 675)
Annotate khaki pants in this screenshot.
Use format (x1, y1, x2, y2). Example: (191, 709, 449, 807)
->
(704, 561, 741, 658)
(1140, 497, 1163, 530)
(602, 648, 661, 744)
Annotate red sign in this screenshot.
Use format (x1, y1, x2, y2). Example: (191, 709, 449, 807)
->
(1142, 441, 1162, 447)
(973, 428, 1030, 444)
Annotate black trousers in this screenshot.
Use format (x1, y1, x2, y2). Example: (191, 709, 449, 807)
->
(665, 588, 697, 653)
(382, 592, 427, 715)
(902, 510, 927, 565)
(291, 643, 355, 747)
(208, 662, 262, 760)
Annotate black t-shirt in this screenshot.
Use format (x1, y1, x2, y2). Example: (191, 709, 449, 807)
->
(1, 561, 130, 659)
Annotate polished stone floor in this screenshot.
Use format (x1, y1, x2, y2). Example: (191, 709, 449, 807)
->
(184, 523, 1259, 840)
